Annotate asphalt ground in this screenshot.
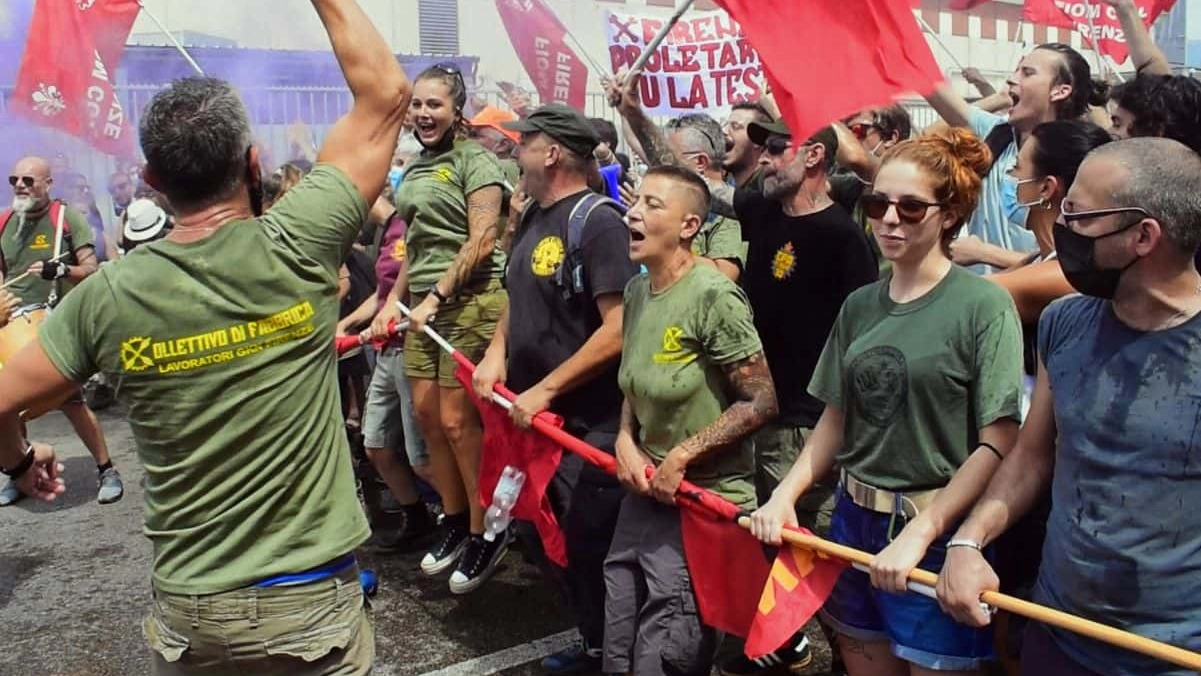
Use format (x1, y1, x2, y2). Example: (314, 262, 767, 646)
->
(0, 408, 837, 676)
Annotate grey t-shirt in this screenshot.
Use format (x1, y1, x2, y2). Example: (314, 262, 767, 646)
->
(1035, 295, 1201, 675)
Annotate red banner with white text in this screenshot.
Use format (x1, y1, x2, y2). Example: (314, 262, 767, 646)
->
(12, 0, 140, 157)
(495, 0, 588, 110)
(1022, 0, 1174, 63)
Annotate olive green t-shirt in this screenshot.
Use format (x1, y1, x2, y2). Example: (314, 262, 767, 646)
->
(38, 164, 371, 595)
(809, 265, 1023, 490)
(618, 264, 762, 507)
(692, 213, 745, 268)
(0, 203, 94, 304)
(399, 138, 508, 289)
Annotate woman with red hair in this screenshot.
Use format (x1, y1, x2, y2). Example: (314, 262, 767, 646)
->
(750, 129, 1024, 676)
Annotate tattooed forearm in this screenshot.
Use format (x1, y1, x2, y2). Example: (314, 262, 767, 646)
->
(624, 107, 691, 172)
(705, 178, 737, 218)
(439, 185, 502, 297)
(676, 351, 778, 459)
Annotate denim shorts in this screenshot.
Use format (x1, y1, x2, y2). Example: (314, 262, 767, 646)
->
(362, 345, 428, 467)
(820, 488, 994, 671)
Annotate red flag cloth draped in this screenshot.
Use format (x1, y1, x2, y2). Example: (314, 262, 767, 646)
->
(494, 0, 588, 109)
(712, 0, 944, 147)
(744, 530, 849, 658)
(1022, 0, 1172, 63)
(454, 362, 568, 567)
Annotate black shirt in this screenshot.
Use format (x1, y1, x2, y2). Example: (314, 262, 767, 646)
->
(735, 192, 879, 427)
(506, 190, 638, 434)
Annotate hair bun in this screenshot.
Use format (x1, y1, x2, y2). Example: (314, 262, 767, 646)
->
(1089, 79, 1112, 107)
(935, 127, 993, 180)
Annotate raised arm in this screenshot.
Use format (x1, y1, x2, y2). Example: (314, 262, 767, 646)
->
(1103, 0, 1171, 75)
(604, 70, 691, 172)
(924, 84, 974, 130)
(312, 0, 412, 202)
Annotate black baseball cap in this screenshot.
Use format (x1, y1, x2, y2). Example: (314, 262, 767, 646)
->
(502, 104, 600, 157)
(748, 119, 839, 163)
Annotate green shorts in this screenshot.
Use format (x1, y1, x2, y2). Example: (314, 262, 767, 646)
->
(752, 423, 835, 536)
(405, 278, 506, 388)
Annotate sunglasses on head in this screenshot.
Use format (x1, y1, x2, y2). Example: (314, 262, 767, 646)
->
(859, 193, 944, 224)
(8, 175, 34, 188)
(433, 61, 464, 83)
(849, 122, 881, 140)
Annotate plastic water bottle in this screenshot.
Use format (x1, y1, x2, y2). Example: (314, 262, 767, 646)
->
(359, 569, 378, 597)
(483, 465, 526, 542)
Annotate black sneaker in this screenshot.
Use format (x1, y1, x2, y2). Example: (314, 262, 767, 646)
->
(420, 515, 470, 575)
(374, 504, 438, 551)
(719, 634, 813, 675)
(448, 531, 510, 594)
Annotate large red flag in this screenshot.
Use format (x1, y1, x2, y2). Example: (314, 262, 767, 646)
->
(712, 0, 944, 147)
(495, 0, 588, 110)
(1022, 0, 1172, 63)
(454, 363, 568, 567)
(11, 0, 139, 157)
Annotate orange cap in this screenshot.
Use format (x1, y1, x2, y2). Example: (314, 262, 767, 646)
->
(469, 106, 521, 143)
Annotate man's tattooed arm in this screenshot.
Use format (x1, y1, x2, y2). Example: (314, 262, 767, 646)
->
(623, 105, 691, 172)
(436, 184, 502, 296)
(705, 178, 738, 218)
(674, 351, 778, 460)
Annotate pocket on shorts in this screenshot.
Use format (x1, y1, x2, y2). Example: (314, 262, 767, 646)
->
(660, 580, 710, 675)
(262, 590, 365, 663)
(143, 611, 190, 663)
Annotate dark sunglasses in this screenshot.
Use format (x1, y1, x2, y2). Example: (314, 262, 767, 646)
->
(859, 193, 944, 224)
(8, 175, 35, 188)
(849, 122, 881, 140)
(764, 136, 792, 156)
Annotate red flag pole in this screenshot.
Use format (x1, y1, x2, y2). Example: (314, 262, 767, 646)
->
(134, 0, 205, 76)
(394, 302, 1201, 673)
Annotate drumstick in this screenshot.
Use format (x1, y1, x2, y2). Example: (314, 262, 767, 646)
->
(1, 252, 72, 291)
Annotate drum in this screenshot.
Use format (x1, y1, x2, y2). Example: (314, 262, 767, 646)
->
(0, 304, 66, 420)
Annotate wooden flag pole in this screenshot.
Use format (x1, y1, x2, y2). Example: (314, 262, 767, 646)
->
(916, 13, 967, 72)
(135, 0, 205, 76)
(743, 521, 1201, 672)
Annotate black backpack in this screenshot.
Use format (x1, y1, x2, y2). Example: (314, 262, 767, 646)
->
(984, 122, 1015, 174)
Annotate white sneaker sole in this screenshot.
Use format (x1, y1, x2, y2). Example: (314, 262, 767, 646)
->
(448, 537, 511, 595)
(420, 537, 467, 576)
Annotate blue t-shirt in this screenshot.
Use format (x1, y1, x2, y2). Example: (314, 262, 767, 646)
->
(1035, 295, 1201, 675)
(966, 108, 1038, 273)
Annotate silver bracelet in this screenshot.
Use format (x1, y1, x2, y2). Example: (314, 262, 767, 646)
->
(947, 538, 983, 551)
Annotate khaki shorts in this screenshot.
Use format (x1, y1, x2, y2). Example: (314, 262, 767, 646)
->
(752, 423, 835, 536)
(405, 279, 506, 388)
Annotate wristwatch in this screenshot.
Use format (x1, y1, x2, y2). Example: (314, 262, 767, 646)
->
(1, 444, 35, 479)
(429, 285, 449, 303)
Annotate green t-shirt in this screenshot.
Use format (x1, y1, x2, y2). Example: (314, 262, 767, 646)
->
(809, 265, 1022, 490)
(618, 264, 762, 507)
(399, 137, 508, 289)
(38, 164, 371, 595)
(0, 203, 94, 304)
(692, 213, 745, 268)
(499, 158, 521, 191)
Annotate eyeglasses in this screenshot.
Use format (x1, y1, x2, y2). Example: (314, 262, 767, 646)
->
(849, 122, 882, 140)
(859, 193, 944, 224)
(763, 136, 792, 156)
(8, 175, 34, 188)
(1060, 199, 1151, 225)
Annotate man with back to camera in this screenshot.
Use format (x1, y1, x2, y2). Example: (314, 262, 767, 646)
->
(0, 155, 122, 507)
(0, 0, 411, 672)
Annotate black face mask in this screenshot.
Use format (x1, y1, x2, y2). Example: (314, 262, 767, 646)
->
(417, 123, 457, 153)
(1052, 219, 1142, 299)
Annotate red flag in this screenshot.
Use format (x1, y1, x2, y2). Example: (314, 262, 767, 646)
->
(712, 0, 944, 147)
(494, 0, 588, 110)
(11, 0, 139, 157)
(680, 504, 773, 637)
(1022, 0, 1172, 63)
(745, 530, 848, 659)
(454, 363, 568, 567)
(950, 0, 993, 9)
